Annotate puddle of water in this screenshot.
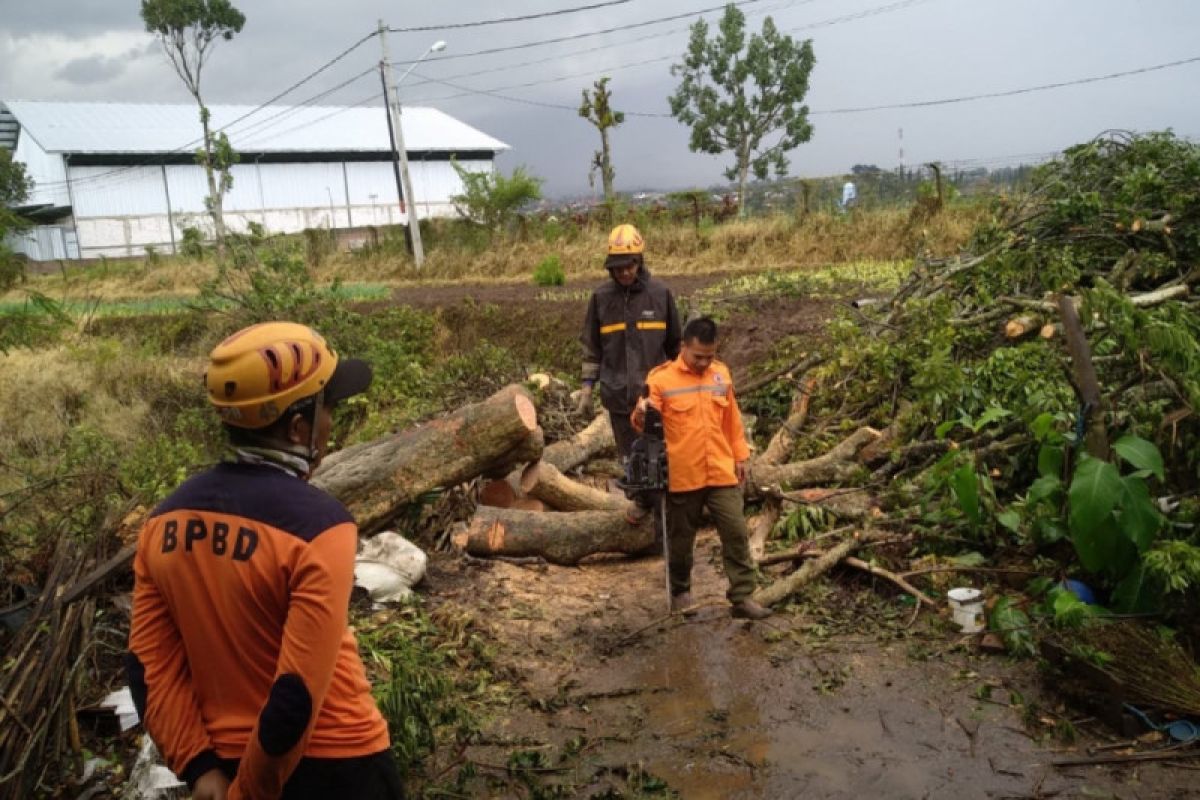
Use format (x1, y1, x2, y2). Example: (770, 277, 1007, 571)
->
(636, 622, 768, 798)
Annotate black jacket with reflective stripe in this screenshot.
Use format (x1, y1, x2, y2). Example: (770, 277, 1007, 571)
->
(580, 265, 681, 414)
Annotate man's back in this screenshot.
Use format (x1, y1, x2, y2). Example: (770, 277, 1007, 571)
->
(130, 462, 388, 768)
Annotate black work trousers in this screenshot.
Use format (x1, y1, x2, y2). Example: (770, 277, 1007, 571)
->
(217, 749, 404, 799)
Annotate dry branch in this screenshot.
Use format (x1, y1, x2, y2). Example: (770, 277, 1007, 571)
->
(747, 427, 879, 499)
(752, 529, 887, 607)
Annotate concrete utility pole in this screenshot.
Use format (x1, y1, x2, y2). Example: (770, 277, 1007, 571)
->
(379, 21, 444, 269)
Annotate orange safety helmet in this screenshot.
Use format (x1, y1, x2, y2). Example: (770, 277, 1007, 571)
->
(205, 321, 371, 429)
(606, 224, 645, 256)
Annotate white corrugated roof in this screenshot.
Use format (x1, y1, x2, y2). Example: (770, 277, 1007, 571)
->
(3, 100, 508, 155)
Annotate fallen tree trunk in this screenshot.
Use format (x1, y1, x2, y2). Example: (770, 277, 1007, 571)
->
(752, 529, 886, 606)
(520, 462, 629, 512)
(484, 427, 546, 479)
(464, 507, 655, 565)
(540, 413, 616, 473)
(747, 427, 880, 499)
(313, 385, 539, 533)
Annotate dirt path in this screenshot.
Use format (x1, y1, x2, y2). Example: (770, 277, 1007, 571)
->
(428, 538, 1197, 799)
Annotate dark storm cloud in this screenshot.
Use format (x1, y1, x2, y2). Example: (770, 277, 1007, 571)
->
(53, 54, 128, 85)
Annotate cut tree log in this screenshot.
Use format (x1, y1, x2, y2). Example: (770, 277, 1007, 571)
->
(540, 413, 616, 473)
(752, 528, 886, 606)
(520, 461, 629, 512)
(483, 427, 545, 479)
(1004, 314, 1042, 339)
(746, 427, 880, 500)
(478, 479, 518, 509)
(313, 384, 539, 533)
(464, 507, 655, 565)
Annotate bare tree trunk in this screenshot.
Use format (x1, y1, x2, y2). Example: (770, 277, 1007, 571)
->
(195, 101, 227, 256)
(600, 128, 614, 203)
(1056, 294, 1108, 459)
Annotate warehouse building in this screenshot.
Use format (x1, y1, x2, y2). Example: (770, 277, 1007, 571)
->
(1, 100, 508, 260)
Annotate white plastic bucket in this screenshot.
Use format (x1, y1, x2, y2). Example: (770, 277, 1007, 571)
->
(947, 587, 984, 633)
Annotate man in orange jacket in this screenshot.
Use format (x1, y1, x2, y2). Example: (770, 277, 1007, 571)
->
(126, 322, 401, 799)
(632, 317, 770, 620)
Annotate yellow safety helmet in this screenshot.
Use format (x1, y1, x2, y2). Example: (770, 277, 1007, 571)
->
(607, 224, 645, 256)
(204, 321, 371, 429)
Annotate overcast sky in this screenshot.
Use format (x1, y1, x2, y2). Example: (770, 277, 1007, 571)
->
(2, 0, 1198, 197)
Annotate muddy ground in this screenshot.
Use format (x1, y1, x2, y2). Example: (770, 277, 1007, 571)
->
(425, 544, 1197, 800)
(400, 274, 1195, 798)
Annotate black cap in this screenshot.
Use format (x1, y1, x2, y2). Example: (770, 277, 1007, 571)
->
(324, 358, 373, 404)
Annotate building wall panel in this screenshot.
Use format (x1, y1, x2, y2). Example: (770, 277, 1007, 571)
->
(16, 135, 70, 206)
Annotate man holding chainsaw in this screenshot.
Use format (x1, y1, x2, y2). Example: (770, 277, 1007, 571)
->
(632, 317, 770, 619)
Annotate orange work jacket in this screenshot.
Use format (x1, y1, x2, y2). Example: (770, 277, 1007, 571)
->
(644, 355, 751, 492)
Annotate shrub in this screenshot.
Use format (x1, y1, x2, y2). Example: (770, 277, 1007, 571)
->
(532, 254, 565, 286)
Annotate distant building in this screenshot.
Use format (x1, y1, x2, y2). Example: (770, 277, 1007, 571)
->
(0, 100, 508, 260)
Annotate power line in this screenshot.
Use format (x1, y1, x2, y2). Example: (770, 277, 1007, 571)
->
(403, 0, 810, 96)
(396, 0, 771, 65)
(416, 50, 1200, 123)
(387, 0, 635, 32)
(408, 0, 933, 107)
(817, 54, 1200, 114)
(34, 30, 381, 189)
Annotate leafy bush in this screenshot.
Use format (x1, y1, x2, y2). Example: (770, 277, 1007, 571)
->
(179, 225, 205, 258)
(450, 160, 543, 230)
(532, 254, 565, 286)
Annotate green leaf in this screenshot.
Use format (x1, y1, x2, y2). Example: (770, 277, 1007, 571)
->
(1034, 518, 1068, 545)
(1116, 476, 1162, 553)
(1030, 412, 1055, 441)
(951, 464, 981, 527)
(1068, 456, 1122, 541)
(989, 596, 1035, 657)
(935, 419, 957, 439)
(1027, 474, 1063, 505)
(1111, 435, 1164, 481)
(1050, 587, 1099, 626)
(1075, 516, 1138, 577)
(1037, 444, 1064, 480)
(1110, 565, 1161, 614)
(971, 406, 1011, 433)
(950, 551, 987, 567)
(996, 509, 1022, 533)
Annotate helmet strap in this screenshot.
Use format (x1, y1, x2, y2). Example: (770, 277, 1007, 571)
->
(305, 388, 325, 473)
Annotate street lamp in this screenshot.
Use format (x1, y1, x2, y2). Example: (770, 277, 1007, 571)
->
(380, 25, 446, 269)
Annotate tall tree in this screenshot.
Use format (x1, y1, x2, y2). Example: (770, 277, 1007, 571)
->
(141, 0, 245, 254)
(669, 4, 815, 217)
(578, 77, 624, 204)
(0, 149, 33, 291)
